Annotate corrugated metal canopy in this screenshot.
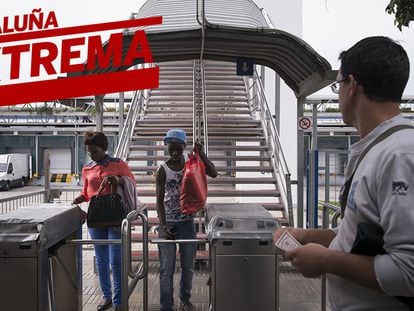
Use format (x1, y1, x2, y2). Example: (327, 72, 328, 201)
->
(82, 0, 335, 97)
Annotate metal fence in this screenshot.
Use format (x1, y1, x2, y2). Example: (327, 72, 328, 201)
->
(318, 150, 349, 204)
(0, 190, 45, 214)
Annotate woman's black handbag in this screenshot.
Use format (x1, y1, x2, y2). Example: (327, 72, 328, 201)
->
(87, 180, 126, 228)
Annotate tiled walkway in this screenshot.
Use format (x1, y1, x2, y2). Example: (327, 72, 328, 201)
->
(81, 249, 329, 311)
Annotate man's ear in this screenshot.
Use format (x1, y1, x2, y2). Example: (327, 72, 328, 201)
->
(348, 74, 359, 97)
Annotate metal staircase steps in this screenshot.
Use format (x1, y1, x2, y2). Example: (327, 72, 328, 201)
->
(128, 155, 270, 161)
(129, 145, 268, 151)
(135, 176, 276, 184)
(135, 119, 261, 126)
(134, 128, 262, 135)
(136, 189, 280, 197)
(123, 59, 291, 265)
(129, 165, 273, 173)
(131, 136, 266, 142)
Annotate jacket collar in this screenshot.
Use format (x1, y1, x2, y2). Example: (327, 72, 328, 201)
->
(87, 154, 116, 167)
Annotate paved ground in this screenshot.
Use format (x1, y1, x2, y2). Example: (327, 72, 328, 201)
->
(81, 248, 330, 311)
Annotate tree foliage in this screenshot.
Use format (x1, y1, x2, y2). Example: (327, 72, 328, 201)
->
(386, 0, 414, 30)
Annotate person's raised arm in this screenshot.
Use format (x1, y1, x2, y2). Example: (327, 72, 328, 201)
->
(193, 142, 217, 178)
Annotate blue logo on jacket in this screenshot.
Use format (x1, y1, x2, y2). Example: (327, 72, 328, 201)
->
(392, 180, 408, 196)
(347, 181, 359, 212)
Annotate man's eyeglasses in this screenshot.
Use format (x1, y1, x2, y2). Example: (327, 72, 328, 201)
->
(330, 78, 349, 94)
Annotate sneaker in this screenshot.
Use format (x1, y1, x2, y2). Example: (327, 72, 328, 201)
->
(178, 301, 196, 311)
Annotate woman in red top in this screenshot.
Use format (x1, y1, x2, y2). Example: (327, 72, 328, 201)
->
(72, 131, 135, 311)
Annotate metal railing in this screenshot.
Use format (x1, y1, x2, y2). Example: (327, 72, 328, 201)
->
(244, 70, 294, 226)
(115, 79, 150, 160)
(64, 210, 148, 311)
(121, 210, 149, 311)
(321, 202, 341, 232)
(200, 62, 209, 154)
(192, 60, 209, 153)
(0, 189, 45, 214)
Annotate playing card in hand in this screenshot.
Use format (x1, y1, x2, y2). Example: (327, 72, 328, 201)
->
(275, 230, 301, 252)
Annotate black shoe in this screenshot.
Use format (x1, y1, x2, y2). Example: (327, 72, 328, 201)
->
(97, 298, 112, 311)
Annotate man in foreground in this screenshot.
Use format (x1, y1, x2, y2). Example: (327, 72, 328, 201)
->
(275, 36, 414, 310)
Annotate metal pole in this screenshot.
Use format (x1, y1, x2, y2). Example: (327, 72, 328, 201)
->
(309, 103, 319, 228)
(323, 152, 330, 228)
(74, 133, 79, 176)
(260, 65, 265, 89)
(274, 72, 281, 132)
(193, 60, 197, 146)
(151, 239, 207, 244)
(321, 151, 330, 311)
(44, 151, 50, 203)
(119, 92, 125, 135)
(121, 211, 149, 311)
(35, 134, 39, 177)
(297, 97, 305, 228)
(121, 219, 130, 311)
(48, 257, 56, 311)
(201, 61, 209, 155)
(275, 254, 280, 311)
(94, 95, 103, 132)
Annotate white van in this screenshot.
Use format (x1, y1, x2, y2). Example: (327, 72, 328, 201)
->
(0, 154, 30, 191)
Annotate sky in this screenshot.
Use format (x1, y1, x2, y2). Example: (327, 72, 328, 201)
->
(303, 0, 414, 96)
(0, 0, 413, 95)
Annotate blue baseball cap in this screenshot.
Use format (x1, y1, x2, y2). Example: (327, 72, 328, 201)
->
(163, 129, 187, 144)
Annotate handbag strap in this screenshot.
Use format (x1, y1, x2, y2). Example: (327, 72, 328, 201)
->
(340, 124, 414, 218)
(97, 178, 117, 195)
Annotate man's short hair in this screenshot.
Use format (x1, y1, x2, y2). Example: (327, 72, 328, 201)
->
(83, 131, 108, 151)
(339, 36, 409, 102)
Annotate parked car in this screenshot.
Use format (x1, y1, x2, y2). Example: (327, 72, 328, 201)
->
(0, 153, 30, 191)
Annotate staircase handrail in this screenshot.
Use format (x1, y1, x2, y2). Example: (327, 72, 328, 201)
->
(114, 88, 147, 160)
(192, 60, 208, 152)
(200, 61, 209, 154)
(244, 70, 294, 226)
(193, 60, 198, 144)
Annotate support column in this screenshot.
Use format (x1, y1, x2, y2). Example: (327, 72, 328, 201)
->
(94, 95, 104, 132)
(308, 103, 319, 229)
(119, 92, 125, 135)
(297, 97, 305, 228)
(35, 134, 39, 177)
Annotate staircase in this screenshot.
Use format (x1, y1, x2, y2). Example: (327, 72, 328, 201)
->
(122, 60, 292, 261)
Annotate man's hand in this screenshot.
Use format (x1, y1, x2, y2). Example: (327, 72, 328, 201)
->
(274, 227, 308, 245)
(284, 243, 330, 278)
(193, 141, 204, 154)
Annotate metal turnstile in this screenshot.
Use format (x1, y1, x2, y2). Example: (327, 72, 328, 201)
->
(206, 203, 279, 311)
(0, 204, 84, 311)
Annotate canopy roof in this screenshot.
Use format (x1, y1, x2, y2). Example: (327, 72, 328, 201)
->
(84, 0, 335, 97)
